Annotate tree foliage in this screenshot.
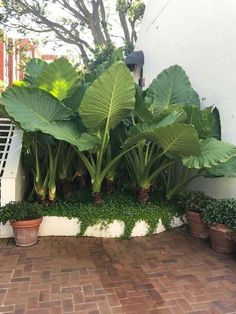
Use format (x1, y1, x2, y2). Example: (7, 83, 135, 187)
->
(0, 0, 145, 65)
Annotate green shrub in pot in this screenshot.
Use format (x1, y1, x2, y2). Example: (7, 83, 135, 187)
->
(175, 191, 212, 239)
(177, 191, 212, 213)
(0, 202, 42, 224)
(203, 199, 236, 225)
(0, 202, 43, 247)
(203, 199, 236, 253)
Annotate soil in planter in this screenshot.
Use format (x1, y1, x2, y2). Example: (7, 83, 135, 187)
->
(187, 210, 209, 239)
(210, 224, 236, 254)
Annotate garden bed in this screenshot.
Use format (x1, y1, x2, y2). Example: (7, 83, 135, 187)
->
(0, 193, 185, 239)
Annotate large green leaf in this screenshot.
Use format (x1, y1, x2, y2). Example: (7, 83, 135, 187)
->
(184, 105, 214, 139)
(145, 65, 200, 112)
(211, 107, 221, 140)
(3, 87, 72, 129)
(130, 109, 187, 135)
(13, 80, 29, 87)
(187, 89, 200, 106)
(79, 61, 135, 130)
(2, 87, 99, 151)
(24, 58, 48, 85)
(182, 138, 236, 169)
(134, 84, 152, 121)
(124, 124, 200, 156)
(47, 122, 101, 151)
(64, 83, 89, 113)
(36, 57, 79, 101)
(207, 156, 236, 177)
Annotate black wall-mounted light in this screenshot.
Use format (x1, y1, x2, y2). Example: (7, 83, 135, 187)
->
(125, 50, 144, 87)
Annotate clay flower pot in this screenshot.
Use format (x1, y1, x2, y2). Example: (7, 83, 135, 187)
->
(187, 210, 209, 239)
(11, 218, 43, 247)
(231, 232, 236, 242)
(210, 224, 236, 254)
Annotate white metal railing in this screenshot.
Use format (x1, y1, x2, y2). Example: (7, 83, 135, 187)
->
(0, 118, 25, 237)
(0, 119, 15, 178)
(0, 119, 25, 207)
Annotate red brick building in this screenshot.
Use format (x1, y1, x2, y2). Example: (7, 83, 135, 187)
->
(0, 30, 65, 88)
(0, 30, 37, 86)
(41, 54, 59, 63)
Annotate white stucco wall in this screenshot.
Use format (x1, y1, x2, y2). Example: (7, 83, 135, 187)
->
(136, 0, 236, 198)
(0, 216, 184, 238)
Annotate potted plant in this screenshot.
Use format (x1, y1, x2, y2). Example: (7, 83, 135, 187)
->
(0, 202, 43, 246)
(203, 199, 236, 253)
(176, 191, 211, 239)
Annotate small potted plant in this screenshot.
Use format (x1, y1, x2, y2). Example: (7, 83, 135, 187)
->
(203, 199, 236, 253)
(176, 191, 211, 239)
(0, 202, 43, 246)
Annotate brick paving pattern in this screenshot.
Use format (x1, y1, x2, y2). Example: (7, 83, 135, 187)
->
(0, 229, 236, 313)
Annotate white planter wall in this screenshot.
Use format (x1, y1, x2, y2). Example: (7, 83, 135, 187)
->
(0, 222, 13, 238)
(135, 0, 236, 198)
(0, 216, 184, 238)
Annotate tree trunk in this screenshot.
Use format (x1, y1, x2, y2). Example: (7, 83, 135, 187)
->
(48, 186, 57, 203)
(137, 186, 150, 204)
(130, 21, 137, 44)
(78, 43, 90, 65)
(62, 180, 73, 199)
(35, 183, 47, 203)
(98, 0, 111, 43)
(78, 175, 86, 188)
(90, 0, 106, 45)
(106, 178, 116, 195)
(92, 192, 103, 204)
(36, 194, 46, 204)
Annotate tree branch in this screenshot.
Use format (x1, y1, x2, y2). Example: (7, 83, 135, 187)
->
(58, 0, 89, 25)
(1, 0, 145, 64)
(91, 0, 106, 45)
(75, 0, 91, 18)
(15, 0, 93, 51)
(98, 0, 111, 43)
(78, 43, 90, 65)
(129, 20, 137, 43)
(118, 10, 131, 44)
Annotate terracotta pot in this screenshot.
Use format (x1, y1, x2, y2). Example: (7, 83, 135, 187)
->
(231, 232, 236, 242)
(11, 218, 43, 247)
(187, 210, 209, 239)
(210, 224, 236, 254)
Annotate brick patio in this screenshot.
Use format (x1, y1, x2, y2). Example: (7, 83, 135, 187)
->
(0, 229, 236, 314)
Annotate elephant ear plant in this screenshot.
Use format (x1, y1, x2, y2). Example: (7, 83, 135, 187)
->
(2, 57, 93, 202)
(2, 60, 137, 203)
(2, 59, 236, 204)
(124, 65, 200, 202)
(78, 61, 136, 203)
(123, 65, 236, 202)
